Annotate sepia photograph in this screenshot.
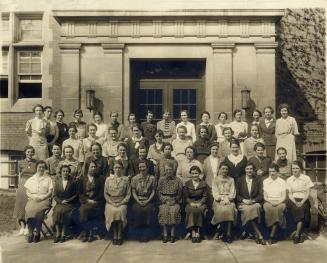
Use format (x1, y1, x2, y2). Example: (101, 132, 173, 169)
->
(0, 0, 326, 262)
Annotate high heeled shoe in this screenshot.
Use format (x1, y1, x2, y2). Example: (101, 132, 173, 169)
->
(255, 237, 266, 245)
(170, 236, 175, 243)
(53, 235, 60, 243)
(162, 236, 168, 243)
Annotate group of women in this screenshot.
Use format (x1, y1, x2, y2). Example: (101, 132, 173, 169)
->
(13, 103, 313, 246)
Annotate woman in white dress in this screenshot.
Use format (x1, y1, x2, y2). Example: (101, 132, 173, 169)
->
(275, 104, 299, 162)
(93, 111, 108, 140)
(25, 105, 50, 160)
(215, 112, 229, 143)
(176, 110, 196, 143)
(229, 109, 248, 153)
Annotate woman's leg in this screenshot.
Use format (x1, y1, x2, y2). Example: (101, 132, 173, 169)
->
(55, 224, 61, 238)
(26, 219, 34, 242)
(226, 222, 232, 238)
(162, 225, 168, 242)
(251, 220, 265, 245)
(113, 221, 118, 243)
(270, 223, 277, 239)
(170, 225, 176, 243)
(294, 220, 304, 243)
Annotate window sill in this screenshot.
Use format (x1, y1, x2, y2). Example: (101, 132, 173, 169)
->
(0, 98, 52, 112)
(13, 42, 44, 48)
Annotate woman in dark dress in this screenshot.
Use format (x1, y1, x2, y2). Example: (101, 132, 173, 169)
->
(55, 109, 68, 147)
(248, 142, 272, 180)
(184, 166, 208, 243)
(53, 165, 78, 243)
(223, 139, 247, 179)
(78, 161, 104, 242)
(52, 165, 78, 243)
(236, 162, 265, 245)
(193, 125, 212, 163)
(131, 161, 156, 242)
(258, 106, 276, 160)
(13, 146, 37, 236)
(83, 142, 110, 178)
(157, 163, 183, 243)
(109, 142, 134, 178)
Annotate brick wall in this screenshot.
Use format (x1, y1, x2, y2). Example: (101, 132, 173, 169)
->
(276, 8, 326, 153)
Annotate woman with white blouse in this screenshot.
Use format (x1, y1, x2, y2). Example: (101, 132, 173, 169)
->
(62, 123, 84, 163)
(229, 109, 248, 153)
(263, 163, 287, 245)
(93, 111, 108, 140)
(275, 104, 299, 162)
(24, 160, 53, 243)
(176, 110, 196, 143)
(286, 161, 314, 244)
(215, 112, 230, 143)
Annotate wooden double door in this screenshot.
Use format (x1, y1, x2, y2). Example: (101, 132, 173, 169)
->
(135, 79, 204, 124)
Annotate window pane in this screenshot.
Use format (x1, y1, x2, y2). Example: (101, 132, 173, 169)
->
(189, 105, 196, 119)
(147, 90, 154, 104)
(173, 90, 180, 104)
(18, 82, 42, 98)
(155, 90, 162, 104)
(190, 89, 196, 104)
(31, 63, 41, 73)
(181, 90, 188, 104)
(19, 75, 31, 80)
(1, 50, 8, 75)
(173, 105, 180, 119)
(0, 78, 8, 98)
(19, 63, 30, 73)
(19, 51, 30, 58)
(31, 75, 41, 80)
(155, 105, 162, 120)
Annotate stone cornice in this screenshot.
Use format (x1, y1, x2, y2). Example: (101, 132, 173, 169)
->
(211, 43, 235, 53)
(255, 42, 278, 53)
(102, 43, 125, 54)
(53, 9, 285, 23)
(58, 43, 81, 54)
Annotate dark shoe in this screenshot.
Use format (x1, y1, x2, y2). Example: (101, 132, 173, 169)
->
(256, 237, 266, 245)
(34, 234, 40, 243)
(60, 236, 66, 243)
(27, 235, 34, 243)
(82, 233, 88, 242)
(293, 235, 300, 244)
(53, 236, 60, 243)
(162, 236, 168, 243)
(191, 237, 196, 243)
(170, 236, 175, 243)
(117, 239, 123, 246)
(240, 231, 248, 240)
(226, 236, 233, 244)
(267, 237, 277, 245)
(87, 233, 94, 243)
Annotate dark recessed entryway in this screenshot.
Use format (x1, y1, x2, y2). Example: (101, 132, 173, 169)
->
(130, 59, 206, 123)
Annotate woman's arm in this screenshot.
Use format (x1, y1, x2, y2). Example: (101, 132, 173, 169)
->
(119, 180, 131, 205)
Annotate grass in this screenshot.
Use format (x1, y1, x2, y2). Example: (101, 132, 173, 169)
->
(0, 193, 16, 236)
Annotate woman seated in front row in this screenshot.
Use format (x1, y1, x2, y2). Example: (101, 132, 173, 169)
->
(104, 160, 131, 246)
(52, 165, 79, 243)
(78, 161, 104, 242)
(286, 160, 314, 244)
(263, 163, 287, 245)
(236, 162, 266, 245)
(24, 161, 53, 243)
(157, 163, 183, 243)
(211, 162, 236, 243)
(131, 161, 156, 242)
(184, 166, 208, 243)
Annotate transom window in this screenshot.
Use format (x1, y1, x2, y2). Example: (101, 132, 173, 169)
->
(19, 19, 42, 41)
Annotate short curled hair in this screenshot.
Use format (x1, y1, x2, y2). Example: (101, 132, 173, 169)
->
(90, 142, 102, 152)
(55, 109, 65, 117)
(218, 112, 228, 120)
(63, 145, 74, 154)
(278, 103, 289, 113)
(269, 163, 280, 172)
(74, 109, 83, 117)
(185, 146, 196, 156)
(33, 104, 43, 113)
(93, 111, 103, 120)
(59, 164, 71, 175)
(264, 106, 274, 114)
(68, 123, 78, 133)
(189, 165, 201, 174)
(163, 142, 173, 151)
(254, 142, 265, 151)
(23, 145, 35, 154)
(291, 160, 303, 171)
(252, 109, 262, 118)
(177, 125, 187, 133)
(43, 106, 52, 112)
(233, 109, 242, 118)
(87, 123, 98, 131)
(201, 111, 211, 119)
(36, 160, 48, 170)
(276, 147, 287, 154)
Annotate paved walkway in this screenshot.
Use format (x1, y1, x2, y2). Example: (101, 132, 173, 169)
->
(1, 233, 327, 263)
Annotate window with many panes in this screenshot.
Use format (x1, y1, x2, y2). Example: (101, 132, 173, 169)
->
(0, 48, 9, 98)
(17, 50, 42, 98)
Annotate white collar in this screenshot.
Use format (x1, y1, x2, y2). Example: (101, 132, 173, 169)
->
(228, 154, 244, 165)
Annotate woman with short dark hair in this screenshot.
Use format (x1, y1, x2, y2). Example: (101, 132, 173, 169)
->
(26, 104, 50, 160)
(55, 109, 68, 147)
(286, 161, 314, 244)
(236, 162, 265, 245)
(184, 165, 208, 243)
(157, 163, 183, 243)
(73, 109, 87, 140)
(104, 160, 131, 245)
(52, 165, 79, 243)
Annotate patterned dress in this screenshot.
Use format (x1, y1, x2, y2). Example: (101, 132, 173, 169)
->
(157, 120, 176, 143)
(131, 174, 156, 226)
(157, 176, 183, 225)
(104, 175, 131, 230)
(26, 117, 50, 160)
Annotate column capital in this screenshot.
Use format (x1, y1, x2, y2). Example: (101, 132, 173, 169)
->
(254, 42, 278, 54)
(101, 43, 125, 54)
(211, 43, 235, 53)
(58, 43, 81, 54)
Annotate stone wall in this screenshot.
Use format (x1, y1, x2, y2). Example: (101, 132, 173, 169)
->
(276, 8, 326, 154)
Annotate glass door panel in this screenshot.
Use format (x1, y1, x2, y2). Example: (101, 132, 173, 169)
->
(172, 89, 197, 123)
(139, 88, 163, 122)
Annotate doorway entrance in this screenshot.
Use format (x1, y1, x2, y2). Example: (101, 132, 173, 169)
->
(130, 60, 205, 124)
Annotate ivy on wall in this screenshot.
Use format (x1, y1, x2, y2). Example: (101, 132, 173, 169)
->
(276, 8, 326, 152)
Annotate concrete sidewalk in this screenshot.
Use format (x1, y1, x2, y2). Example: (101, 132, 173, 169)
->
(1, 234, 327, 263)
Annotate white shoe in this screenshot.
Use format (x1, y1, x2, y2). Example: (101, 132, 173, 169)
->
(23, 227, 29, 236)
(17, 228, 24, 236)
